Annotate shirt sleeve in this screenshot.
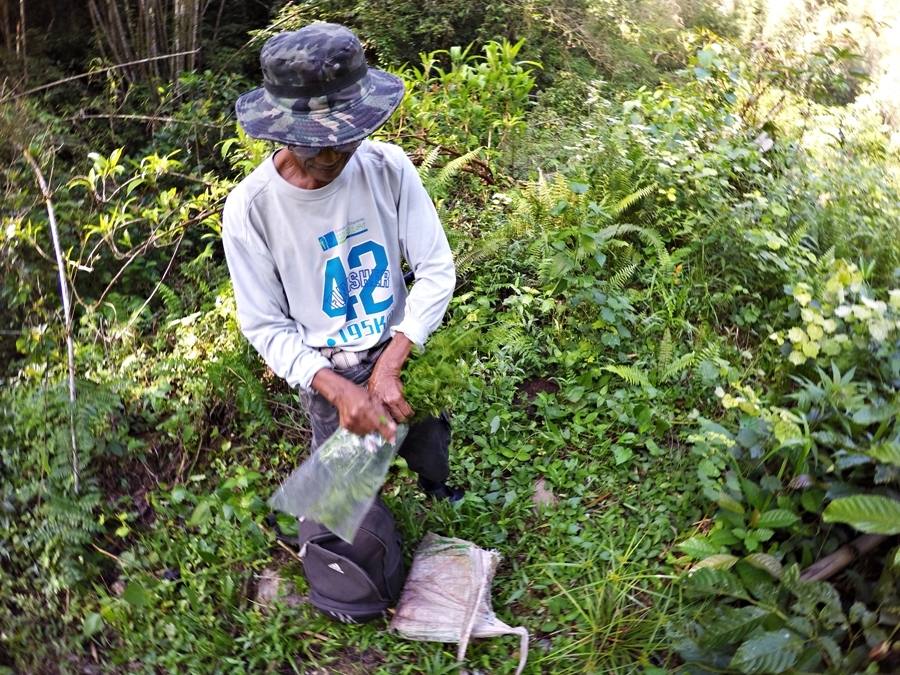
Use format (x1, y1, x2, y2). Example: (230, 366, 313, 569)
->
(390, 152, 456, 346)
(222, 199, 332, 391)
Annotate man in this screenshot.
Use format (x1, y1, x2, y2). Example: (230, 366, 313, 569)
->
(222, 23, 461, 500)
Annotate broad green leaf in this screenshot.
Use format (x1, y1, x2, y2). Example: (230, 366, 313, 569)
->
(786, 616, 813, 638)
(729, 629, 802, 673)
(697, 458, 719, 477)
(568, 181, 589, 194)
(677, 535, 720, 559)
(801, 341, 819, 358)
(865, 441, 900, 467)
(756, 509, 799, 529)
(612, 445, 633, 465)
(700, 605, 769, 649)
(697, 49, 715, 69)
(788, 350, 806, 365)
(817, 635, 842, 667)
(788, 577, 845, 628)
(754, 528, 774, 542)
(718, 493, 745, 514)
(170, 485, 190, 503)
(743, 553, 783, 579)
(686, 567, 748, 599)
(188, 500, 212, 527)
(691, 554, 738, 571)
(852, 405, 898, 425)
(823, 495, 900, 535)
(787, 327, 807, 343)
(123, 581, 151, 607)
(489, 415, 501, 434)
(82, 612, 104, 637)
(549, 199, 568, 216)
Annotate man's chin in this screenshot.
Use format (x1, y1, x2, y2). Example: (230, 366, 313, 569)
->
(312, 164, 344, 182)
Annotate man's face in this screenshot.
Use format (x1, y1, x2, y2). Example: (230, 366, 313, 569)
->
(288, 141, 362, 186)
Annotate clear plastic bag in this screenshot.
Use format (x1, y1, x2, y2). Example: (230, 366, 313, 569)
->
(390, 532, 529, 675)
(269, 425, 408, 543)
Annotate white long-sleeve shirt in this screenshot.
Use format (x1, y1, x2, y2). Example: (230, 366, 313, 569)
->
(221, 140, 455, 391)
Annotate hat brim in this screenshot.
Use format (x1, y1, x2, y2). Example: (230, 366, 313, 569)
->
(235, 69, 405, 147)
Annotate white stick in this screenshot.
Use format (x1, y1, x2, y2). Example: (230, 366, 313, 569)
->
(22, 148, 80, 494)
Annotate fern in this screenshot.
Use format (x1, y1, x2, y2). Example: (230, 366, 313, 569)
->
(158, 282, 184, 318)
(657, 328, 673, 377)
(788, 224, 808, 249)
(696, 342, 721, 364)
(417, 145, 442, 180)
(418, 146, 481, 200)
(816, 245, 836, 273)
(612, 183, 657, 218)
(432, 148, 481, 192)
(662, 351, 697, 382)
(608, 262, 638, 292)
(601, 365, 652, 388)
(532, 171, 573, 215)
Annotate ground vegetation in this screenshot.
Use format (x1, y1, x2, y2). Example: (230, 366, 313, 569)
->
(1, 1, 898, 672)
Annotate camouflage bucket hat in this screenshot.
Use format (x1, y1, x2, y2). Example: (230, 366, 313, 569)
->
(235, 23, 405, 147)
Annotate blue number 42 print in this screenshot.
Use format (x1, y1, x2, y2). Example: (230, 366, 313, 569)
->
(322, 241, 393, 320)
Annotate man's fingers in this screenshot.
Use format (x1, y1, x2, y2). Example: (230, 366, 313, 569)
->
(376, 413, 397, 442)
(383, 399, 406, 423)
(392, 398, 414, 422)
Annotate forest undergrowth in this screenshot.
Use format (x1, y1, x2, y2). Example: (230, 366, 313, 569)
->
(1, 1, 898, 673)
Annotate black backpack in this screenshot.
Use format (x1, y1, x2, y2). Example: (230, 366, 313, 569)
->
(298, 496, 405, 623)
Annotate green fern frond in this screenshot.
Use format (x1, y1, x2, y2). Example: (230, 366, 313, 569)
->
(601, 365, 651, 388)
(595, 223, 643, 242)
(488, 322, 529, 356)
(417, 145, 442, 180)
(531, 172, 571, 214)
(433, 147, 480, 191)
(817, 245, 836, 272)
(158, 283, 183, 317)
(636, 226, 669, 270)
(612, 183, 657, 217)
(657, 328, 673, 376)
(663, 351, 697, 382)
(593, 223, 668, 269)
(788, 224, 808, 248)
(696, 342, 720, 364)
(608, 262, 637, 292)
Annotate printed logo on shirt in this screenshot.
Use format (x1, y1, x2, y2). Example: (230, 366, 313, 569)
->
(318, 218, 368, 252)
(321, 239, 394, 346)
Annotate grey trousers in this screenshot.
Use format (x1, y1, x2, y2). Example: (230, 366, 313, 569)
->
(299, 342, 450, 484)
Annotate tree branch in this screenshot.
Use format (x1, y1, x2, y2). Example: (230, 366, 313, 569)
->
(0, 48, 200, 103)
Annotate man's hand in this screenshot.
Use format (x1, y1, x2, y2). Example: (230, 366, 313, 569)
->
(368, 367, 413, 423)
(369, 334, 414, 423)
(312, 369, 397, 441)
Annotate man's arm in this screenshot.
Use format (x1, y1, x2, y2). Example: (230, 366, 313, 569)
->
(363, 149, 456, 424)
(390, 150, 456, 347)
(222, 223, 333, 391)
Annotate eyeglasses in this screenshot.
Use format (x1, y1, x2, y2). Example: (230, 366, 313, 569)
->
(288, 140, 362, 160)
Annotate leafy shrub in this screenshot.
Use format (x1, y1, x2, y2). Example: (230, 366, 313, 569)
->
(383, 39, 539, 161)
